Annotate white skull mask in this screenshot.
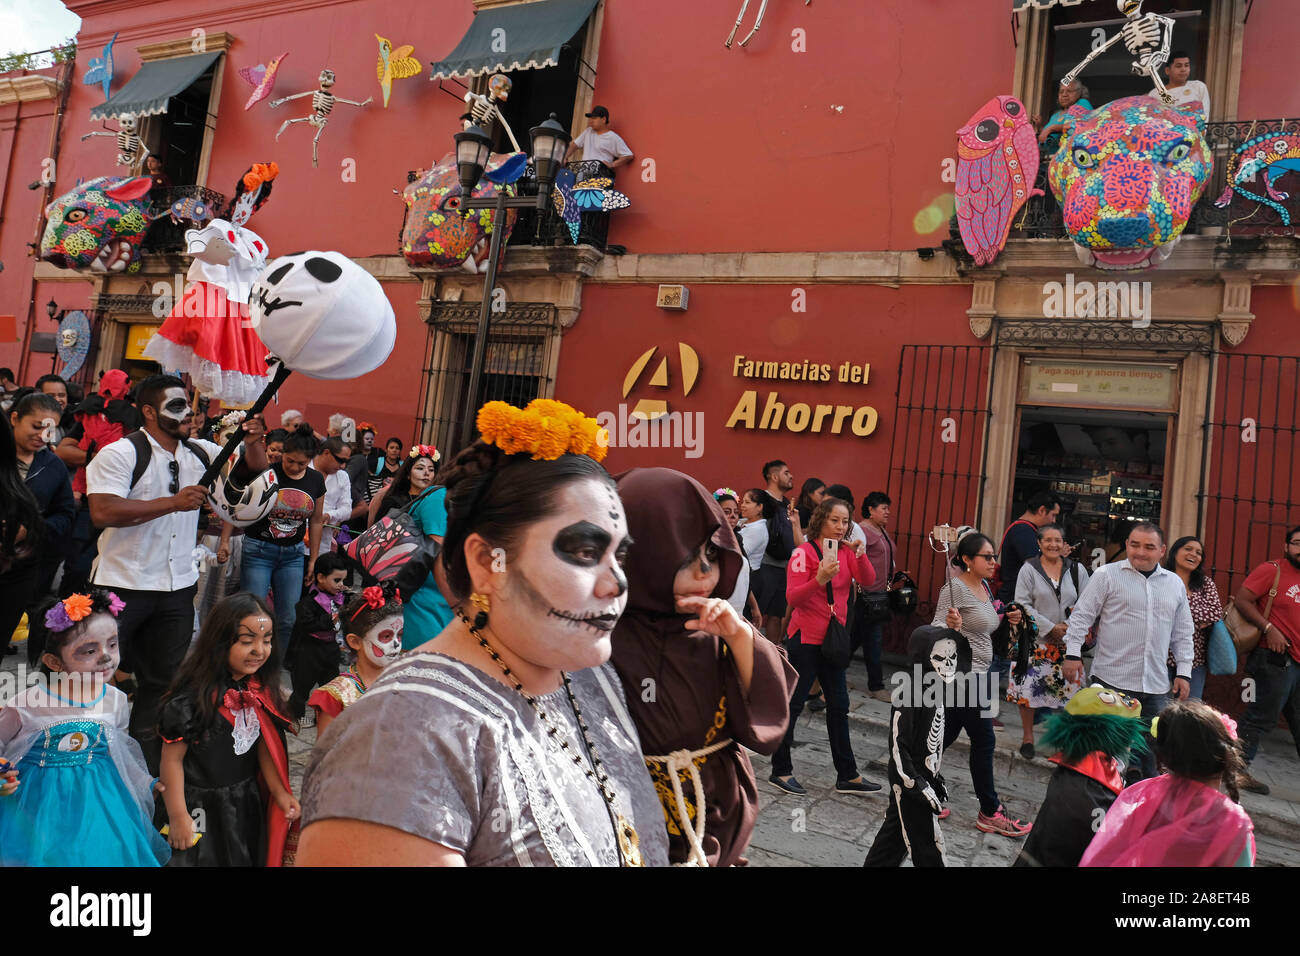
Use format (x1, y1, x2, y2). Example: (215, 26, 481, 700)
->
(59, 328, 79, 348)
(930, 637, 959, 684)
(249, 250, 395, 379)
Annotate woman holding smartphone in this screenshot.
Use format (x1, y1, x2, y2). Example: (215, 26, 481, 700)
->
(934, 528, 1032, 838)
(769, 497, 880, 796)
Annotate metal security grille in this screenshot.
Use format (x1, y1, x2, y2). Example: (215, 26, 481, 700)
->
(885, 344, 995, 647)
(417, 302, 561, 454)
(1200, 351, 1300, 597)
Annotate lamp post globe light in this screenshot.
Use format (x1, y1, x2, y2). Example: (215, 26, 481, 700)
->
(454, 113, 570, 451)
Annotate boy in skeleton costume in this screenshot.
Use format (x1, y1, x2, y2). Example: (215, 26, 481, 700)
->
(863, 625, 970, 868)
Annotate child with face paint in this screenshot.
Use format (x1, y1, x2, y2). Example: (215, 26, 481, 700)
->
(156, 592, 300, 866)
(287, 552, 350, 721)
(611, 468, 799, 867)
(309, 582, 403, 737)
(0, 590, 170, 866)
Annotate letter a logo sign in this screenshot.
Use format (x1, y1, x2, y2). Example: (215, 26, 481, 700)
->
(622, 343, 700, 421)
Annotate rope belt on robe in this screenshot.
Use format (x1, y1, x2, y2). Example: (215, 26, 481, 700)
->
(642, 737, 734, 867)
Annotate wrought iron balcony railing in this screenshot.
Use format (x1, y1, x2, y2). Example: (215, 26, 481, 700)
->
(990, 117, 1300, 241)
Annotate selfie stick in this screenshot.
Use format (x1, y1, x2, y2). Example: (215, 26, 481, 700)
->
(929, 523, 959, 612)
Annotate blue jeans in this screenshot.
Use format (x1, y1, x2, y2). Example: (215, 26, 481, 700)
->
(1238, 648, 1300, 764)
(239, 537, 305, 643)
(1092, 675, 1169, 782)
(1189, 665, 1207, 702)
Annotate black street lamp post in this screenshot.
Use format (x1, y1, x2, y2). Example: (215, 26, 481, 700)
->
(454, 113, 569, 450)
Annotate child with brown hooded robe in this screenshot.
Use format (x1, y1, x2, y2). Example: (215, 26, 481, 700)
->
(611, 467, 797, 866)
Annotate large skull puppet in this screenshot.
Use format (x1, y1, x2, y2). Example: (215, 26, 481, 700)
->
(249, 251, 396, 379)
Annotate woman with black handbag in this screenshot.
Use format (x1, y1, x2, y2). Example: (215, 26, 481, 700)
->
(769, 497, 881, 796)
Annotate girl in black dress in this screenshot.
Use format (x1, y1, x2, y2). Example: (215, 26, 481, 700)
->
(156, 593, 300, 866)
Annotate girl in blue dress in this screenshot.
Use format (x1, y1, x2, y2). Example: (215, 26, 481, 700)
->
(0, 589, 169, 866)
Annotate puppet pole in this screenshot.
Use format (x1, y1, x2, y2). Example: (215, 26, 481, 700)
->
(198, 362, 293, 488)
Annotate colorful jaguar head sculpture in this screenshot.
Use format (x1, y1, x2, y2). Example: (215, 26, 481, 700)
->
(40, 176, 155, 272)
(400, 152, 519, 273)
(1049, 96, 1212, 271)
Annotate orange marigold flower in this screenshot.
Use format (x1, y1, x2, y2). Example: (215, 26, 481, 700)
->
(477, 402, 513, 442)
(535, 417, 571, 460)
(590, 426, 610, 462)
(63, 593, 94, 622)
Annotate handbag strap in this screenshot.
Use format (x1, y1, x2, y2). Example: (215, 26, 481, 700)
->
(1262, 561, 1282, 620)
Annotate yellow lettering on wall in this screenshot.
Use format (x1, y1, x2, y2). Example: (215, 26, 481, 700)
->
(726, 390, 758, 429)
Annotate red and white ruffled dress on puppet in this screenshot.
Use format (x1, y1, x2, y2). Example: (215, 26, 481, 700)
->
(144, 164, 279, 404)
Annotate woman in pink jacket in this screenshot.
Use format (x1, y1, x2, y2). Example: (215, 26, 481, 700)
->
(769, 497, 881, 796)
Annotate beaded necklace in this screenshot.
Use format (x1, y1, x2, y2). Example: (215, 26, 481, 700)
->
(457, 608, 643, 867)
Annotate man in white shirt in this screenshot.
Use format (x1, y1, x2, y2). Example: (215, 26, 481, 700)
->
(87, 375, 267, 772)
(1151, 51, 1209, 119)
(563, 106, 634, 171)
(1061, 521, 1192, 782)
(309, 436, 363, 554)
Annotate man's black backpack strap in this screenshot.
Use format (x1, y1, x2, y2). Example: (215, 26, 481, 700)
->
(127, 431, 213, 491)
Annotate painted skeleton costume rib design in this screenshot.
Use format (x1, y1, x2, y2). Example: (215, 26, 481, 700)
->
(865, 626, 970, 868)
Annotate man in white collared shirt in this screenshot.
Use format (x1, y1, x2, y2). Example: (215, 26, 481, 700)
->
(1062, 521, 1193, 781)
(87, 375, 267, 773)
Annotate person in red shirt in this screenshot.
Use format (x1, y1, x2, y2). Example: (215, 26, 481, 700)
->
(1233, 525, 1300, 794)
(769, 496, 880, 796)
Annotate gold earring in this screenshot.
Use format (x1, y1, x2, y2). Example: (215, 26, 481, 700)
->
(470, 592, 490, 629)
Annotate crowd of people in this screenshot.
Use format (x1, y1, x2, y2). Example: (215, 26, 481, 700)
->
(0, 372, 1295, 868)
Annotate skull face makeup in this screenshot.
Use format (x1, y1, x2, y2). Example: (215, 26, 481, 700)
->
(483, 478, 630, 673)
(362, 614, 403, 668)
(929, 637, 959, 684)
(152, 386, 193, 438)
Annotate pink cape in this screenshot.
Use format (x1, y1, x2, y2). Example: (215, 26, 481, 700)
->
(1080, 774, 1254, 867)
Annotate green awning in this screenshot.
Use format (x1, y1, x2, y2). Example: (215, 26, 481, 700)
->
(429, 0, 599, 80)
(90, 51, 221, 120)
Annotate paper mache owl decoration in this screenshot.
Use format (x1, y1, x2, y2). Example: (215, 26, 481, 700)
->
(954, 95, 1043, 266)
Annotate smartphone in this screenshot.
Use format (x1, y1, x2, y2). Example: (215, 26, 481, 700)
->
(822, 538, 838, 561)
(932, 524, 958, 545)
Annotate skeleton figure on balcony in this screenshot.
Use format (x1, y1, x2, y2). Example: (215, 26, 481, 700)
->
(462, 74, 519, 151)
(1061, 0, 1176, 106)
(725, 0, 811, 49)
(80, 115, 150, 172)
(269, 69, 372, 168)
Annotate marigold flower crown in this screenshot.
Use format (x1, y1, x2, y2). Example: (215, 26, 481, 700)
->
(476, 399, 609, 463)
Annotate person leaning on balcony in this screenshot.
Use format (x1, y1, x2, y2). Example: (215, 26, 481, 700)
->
(1231, 525, 1300, 796)
(1152, 50, 1210, 120)
(562, 106, 633, 175)
(1034, 79, 1092, 153)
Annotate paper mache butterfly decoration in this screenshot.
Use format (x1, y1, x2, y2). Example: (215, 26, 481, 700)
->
(239, 52, 290, 110)
(551, 168, 631, 243)
(83, 32, 117, 102)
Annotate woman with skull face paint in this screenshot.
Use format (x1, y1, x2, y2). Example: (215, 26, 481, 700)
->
(611, 468, 798, 867)
(308, 582, 403, 736)
(298, 399, 668, 867)
(0, 590, 170, 866)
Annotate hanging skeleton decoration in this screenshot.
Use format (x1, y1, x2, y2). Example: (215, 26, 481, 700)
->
(269, 69, 372, 168)
(80, 115, 149, 171)
(725, 0, 811, 49)
(462, 73, 520, 151)
(1061, 0, 1176, 106)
